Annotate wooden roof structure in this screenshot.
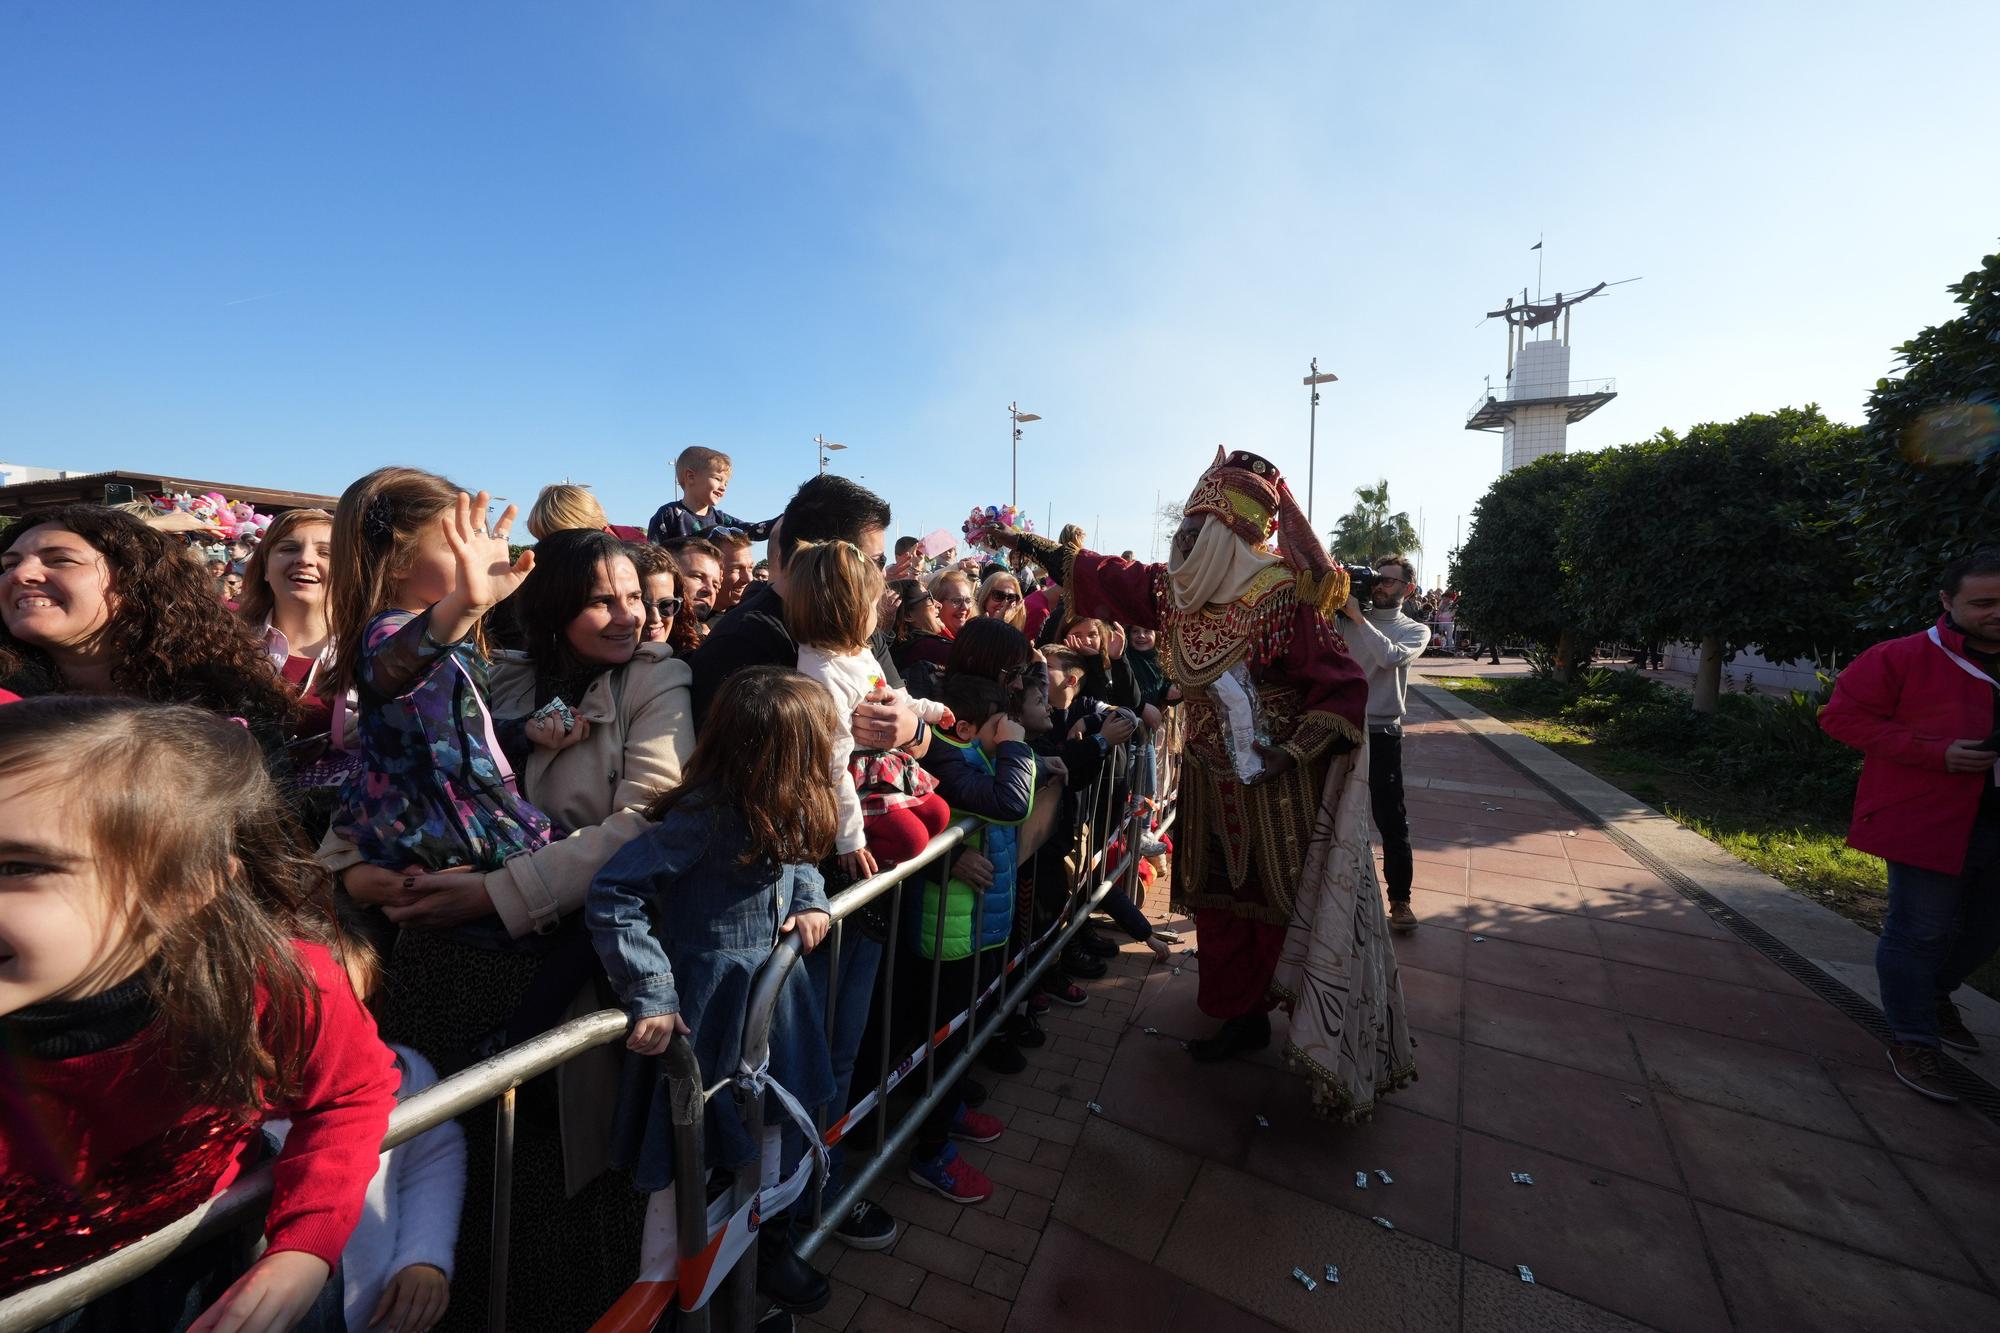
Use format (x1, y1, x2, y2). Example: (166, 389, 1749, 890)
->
(0, 470, 338, 519)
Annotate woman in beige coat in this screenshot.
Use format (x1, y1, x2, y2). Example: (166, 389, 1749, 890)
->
(329, 527, 694, 1330)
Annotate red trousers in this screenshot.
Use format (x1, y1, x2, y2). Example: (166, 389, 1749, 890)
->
(1193, 908, 1286, 1020)
(864, 792, 952, 866)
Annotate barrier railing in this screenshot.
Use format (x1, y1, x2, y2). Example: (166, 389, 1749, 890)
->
(4, 721, 1180, 1333)
(0, 1008, 633, 1333)
(603, 726, 1176, 1332)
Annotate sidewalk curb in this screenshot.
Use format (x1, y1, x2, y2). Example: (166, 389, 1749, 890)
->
(1411, 682, 2000, 1099)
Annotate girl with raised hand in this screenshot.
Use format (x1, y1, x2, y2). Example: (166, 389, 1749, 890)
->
(0, 696, 396, 1331)
(324, 468, 550, 880)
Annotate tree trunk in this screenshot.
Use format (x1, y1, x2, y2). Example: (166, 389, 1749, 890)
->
(1555, 628, 1583, 684)
(1692, 633, 1723, 713)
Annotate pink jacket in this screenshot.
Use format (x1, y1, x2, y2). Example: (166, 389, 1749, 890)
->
(1820, 617, 1997, 874)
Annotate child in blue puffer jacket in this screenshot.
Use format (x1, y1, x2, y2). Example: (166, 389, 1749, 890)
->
(897, 674, 1038, 1208)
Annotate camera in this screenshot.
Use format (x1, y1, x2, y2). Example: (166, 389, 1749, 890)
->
(1342, 565, 1396, 610)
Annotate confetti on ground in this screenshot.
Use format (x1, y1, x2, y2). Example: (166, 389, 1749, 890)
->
(1255, 1114, 1270, 1129)
(1372, 1216, 1395, 1230)
(1376, 1169, 1393, 1184)
(1324, 1265, 1340, 1284)
(1291, 1267, 1317, 1292)
(1354, 1172, 1369, 1189)
(1086, 1102, 1104, 1116)
(1510, 1171, 1535, 1186)
(1518, 1265, 1535, 1284)
(1472, 934, 1486, 942)
(1142, 1026, 1159, 1035)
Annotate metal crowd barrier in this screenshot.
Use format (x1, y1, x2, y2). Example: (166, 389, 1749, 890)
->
(630, 727, 1178, 1333)
(3, 719, 1181, 1333)
(0, 1009, 633, 1333)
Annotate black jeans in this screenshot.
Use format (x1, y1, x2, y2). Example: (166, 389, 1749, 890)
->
(1369, 726, 1413, 904)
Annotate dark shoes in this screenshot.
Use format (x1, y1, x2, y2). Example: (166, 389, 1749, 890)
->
(831, 1199, 899, 1251)
(1006, 1012, 1048, 1048)
(1388, 901, 1418, 933)
(979, 1036, 1027, 1074)
(757, 1230, 830, 1314)
(1887, 1043, 1959, 1103)
(1937, 1000, 1981, 1053)
(1188, 1012, 1271, 1064)
(1076, 928, 1122, 959)
(1062, 945, 1109, 980)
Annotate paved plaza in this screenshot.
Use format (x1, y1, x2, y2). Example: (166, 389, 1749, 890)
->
(797, 691, 2000, 1333)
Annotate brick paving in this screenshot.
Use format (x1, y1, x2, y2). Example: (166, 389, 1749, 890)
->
(797, 693, 2000, 1332)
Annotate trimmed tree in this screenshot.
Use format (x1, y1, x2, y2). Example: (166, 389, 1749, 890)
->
(1449, 452, 1599, 677)
(1559, 406, 1864, 712)
(1845, 248, 2000, 630)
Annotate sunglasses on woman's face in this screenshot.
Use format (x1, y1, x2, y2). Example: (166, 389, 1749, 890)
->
(652, 597, 682, 618)
(988, 591, 1022, 605)
(940, 595, 973, 609)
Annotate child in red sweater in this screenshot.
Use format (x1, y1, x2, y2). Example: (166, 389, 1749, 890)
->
(0, 696, 398, 1332)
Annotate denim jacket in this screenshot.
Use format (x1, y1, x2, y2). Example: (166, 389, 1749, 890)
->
(586, 797, 828, 1020)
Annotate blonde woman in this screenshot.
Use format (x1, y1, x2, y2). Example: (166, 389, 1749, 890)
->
(974, 569, 1027, 632)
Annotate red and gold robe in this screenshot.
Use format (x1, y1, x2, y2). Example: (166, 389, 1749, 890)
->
(1055, 547, 1368, 925)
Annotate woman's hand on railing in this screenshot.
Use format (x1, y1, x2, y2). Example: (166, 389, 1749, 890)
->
(784, 909, 832, 954)
(839, 848, 879, 883)
(186, 1249, 330, 1333)
(629, 1012, 691, 1056)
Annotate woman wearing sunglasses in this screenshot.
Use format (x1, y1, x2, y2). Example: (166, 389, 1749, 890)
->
(627, 541, 696, 654)
(889, 577, 952, 700)
(975, 569, 1027, 632)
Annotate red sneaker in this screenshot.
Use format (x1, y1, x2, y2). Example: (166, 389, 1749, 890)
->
(1026, 990, 1052, 1016)
(907, 1144, 994, 1204)
(1044, 981, 1089, 1008)
(949, 1105, 1005, 1144)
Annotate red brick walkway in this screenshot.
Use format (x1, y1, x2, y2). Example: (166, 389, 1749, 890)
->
(801, 694, 2000, 1331)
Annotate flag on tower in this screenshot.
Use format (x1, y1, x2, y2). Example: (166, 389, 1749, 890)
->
(1529, 241, 1542, 250)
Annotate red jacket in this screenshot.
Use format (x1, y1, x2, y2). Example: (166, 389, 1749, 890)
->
(0, 942, 397, 1294)
(1820, 617, 1998, 874)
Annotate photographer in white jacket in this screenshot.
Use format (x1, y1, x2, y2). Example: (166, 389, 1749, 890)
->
(1339, 554, 1431, 932)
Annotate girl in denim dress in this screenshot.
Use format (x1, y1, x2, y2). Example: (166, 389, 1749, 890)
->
(587, 665, 839, 1185)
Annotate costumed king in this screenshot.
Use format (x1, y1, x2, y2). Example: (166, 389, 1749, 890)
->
(997, 449, 1415, 1120)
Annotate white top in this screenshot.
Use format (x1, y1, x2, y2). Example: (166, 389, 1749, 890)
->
(796, 643, 952, 853)
(1344, 607, 1432, 727)
(267, 1043, 466, 1332)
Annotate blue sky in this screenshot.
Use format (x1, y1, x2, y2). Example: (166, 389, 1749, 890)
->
(3, 3, 1994, 572)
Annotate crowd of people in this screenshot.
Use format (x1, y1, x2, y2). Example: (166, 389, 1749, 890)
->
(0, 446, 1306, 1333)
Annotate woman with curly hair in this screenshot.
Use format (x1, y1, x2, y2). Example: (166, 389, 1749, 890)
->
(0, 504, 294, 760)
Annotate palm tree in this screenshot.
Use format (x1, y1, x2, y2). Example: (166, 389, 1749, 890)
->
(1330, 479, 1420, 565)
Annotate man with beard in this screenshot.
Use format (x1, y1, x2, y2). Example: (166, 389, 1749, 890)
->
(1000, 448, 1414, 1120)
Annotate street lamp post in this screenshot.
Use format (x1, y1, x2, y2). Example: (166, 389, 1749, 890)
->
(1302, 360, 1339, 525)
(815, 434, 847, 475)
(1008, 402, 1041, 509)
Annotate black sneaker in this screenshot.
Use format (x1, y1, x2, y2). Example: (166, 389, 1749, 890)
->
(960, 1077, 989, 1108)
(1888, 1043, 1959, 1103)
(1937, 1001, 1982, 1053)
(979, 1037, 1027, 1074)
(1062, 946, 1108, 980)
(1006, 1012, 1048, 1048)
(1077, 928, 1121, 959)
(756, 1230, 830, 1314)
(832, 1198, 899, 1251)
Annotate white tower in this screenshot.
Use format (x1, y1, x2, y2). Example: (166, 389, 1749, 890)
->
(1466, 283, 1618, 472)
